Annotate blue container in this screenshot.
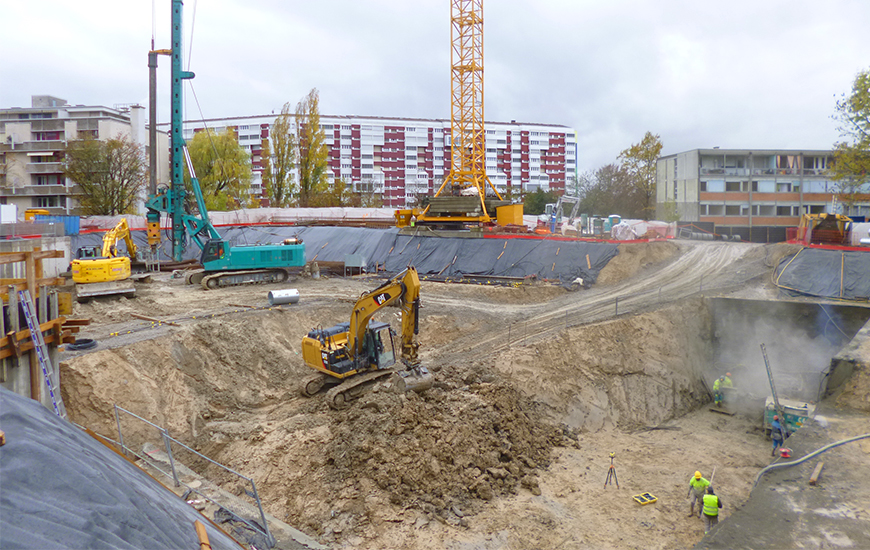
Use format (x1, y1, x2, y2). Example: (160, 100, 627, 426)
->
(35, 215, 80, 235)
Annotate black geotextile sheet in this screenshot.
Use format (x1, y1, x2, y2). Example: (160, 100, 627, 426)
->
(0, 387, 242, 550)
(774, 247, 870, 300)
(72, 226, 620, 285)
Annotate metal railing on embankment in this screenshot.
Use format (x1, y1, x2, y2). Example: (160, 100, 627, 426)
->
(111, 405, 274, 547)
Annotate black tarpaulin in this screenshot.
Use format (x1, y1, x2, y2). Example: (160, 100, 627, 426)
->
(774, 247, 870, 300)
(72, 226, 619, 284)
(0, 387, 243, 550)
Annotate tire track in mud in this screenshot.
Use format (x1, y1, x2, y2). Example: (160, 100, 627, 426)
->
(430, 242, 770, 366)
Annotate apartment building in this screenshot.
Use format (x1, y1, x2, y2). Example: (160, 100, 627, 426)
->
(657, 148, 870, 238)
(176, 115, 577, 208)
(0, 95, 167, 216)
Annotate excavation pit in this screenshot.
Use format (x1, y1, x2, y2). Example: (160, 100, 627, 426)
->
(57, 243, 870, 550)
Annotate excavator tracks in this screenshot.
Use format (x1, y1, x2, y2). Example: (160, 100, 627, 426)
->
(199, 269, 291, 290)
(324, 370, 396, 409)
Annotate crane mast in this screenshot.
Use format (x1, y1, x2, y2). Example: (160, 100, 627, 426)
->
(440, 0, 501, 202)
(406, 0, 511, 229)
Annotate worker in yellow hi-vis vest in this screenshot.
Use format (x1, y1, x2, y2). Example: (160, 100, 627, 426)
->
(702, 486, 723, 534)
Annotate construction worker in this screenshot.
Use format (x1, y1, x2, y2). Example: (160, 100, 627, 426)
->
(771, 415, 785, 457)
(702, 486, 723, 533)
(712, 376, 725, 406)
(688, 471, 710, 518)
(723, 372, 733, 388)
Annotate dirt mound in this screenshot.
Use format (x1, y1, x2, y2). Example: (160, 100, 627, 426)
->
(320, 381, 561, 530)
(595, 241, 680, 285)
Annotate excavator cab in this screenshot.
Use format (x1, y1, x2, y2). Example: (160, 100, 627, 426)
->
(76, 246, 101, 260)
(365, 322, 396, 370)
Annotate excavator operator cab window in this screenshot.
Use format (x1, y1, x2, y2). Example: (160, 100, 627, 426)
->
(202, 240, 226, 263)
(374, 326, 396, 369)
(76, 246, 101, 260)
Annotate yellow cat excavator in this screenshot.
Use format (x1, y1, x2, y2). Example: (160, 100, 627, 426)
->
(301, 266, 434, 408)
(71, 218, 138, 300)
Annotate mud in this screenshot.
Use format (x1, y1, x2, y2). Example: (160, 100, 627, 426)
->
(58, 240, 870, 549)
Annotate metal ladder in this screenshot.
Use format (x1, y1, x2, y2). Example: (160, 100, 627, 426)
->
(19, 289, 66, 419)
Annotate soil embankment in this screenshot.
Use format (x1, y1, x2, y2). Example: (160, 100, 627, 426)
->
(59, 239, 870, 549)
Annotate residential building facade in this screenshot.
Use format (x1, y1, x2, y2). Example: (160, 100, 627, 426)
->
(0, 95, 167, 216)
(657, 148, 870, 234)
(176, 115, 577, 208)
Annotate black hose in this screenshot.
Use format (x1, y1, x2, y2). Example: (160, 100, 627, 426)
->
(66, 338, 97, 351)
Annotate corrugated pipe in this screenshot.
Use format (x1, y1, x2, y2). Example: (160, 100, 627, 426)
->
(754, 432, 870, 487)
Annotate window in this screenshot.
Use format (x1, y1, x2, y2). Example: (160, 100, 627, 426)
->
(341, 145, 351, 149)
(405, 127, 415, 132)
(322, 124, 333, 130)
(34, 196, 65, 208)
(240, 125, 249, 130)
(486, 130, 495, 135)
(725, 205, 741, 216)
(725, 181, 744, 192)
(362, 154, 373, 159)
(700, 182, 707, 192)
(776, 206, 799, 216)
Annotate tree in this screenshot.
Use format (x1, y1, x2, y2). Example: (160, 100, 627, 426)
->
(580, 164, 640, 218)
(829, 69, 870, 214)
(185, 128, 252, 211)
(262, 102, 297, 207)
(294, 88, 330, 207)
(618, 131, 663, 220)
(523, 188, 559, 215)
(63, 134, 146, 216)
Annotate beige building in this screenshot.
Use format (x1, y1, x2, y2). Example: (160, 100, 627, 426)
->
(657, 148, 870, 240)
(0, 95, 168, 216)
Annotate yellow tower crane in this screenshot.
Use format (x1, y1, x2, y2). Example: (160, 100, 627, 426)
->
(396, 0, 521, 229)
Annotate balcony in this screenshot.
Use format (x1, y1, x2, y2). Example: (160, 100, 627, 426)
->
(0, 140, 66, 153)
(26, 162, 63, 174)
(0, 184, 79, 197)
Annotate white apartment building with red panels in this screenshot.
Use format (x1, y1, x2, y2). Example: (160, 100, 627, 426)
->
(177, 115, 577, 208)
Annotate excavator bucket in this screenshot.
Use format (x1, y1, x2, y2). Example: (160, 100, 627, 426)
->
(393, 367, 434, 393)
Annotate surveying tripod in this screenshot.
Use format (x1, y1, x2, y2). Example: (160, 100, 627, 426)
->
(604, 452, 619, 488)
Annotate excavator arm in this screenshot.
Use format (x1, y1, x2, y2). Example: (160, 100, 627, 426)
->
(347, 267, 421, 366)
(101, 219, 138, 261)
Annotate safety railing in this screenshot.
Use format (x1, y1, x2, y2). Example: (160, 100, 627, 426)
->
(112, 405, 274, 547)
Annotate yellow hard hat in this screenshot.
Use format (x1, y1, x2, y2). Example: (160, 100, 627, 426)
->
(694, 471, 702, 479)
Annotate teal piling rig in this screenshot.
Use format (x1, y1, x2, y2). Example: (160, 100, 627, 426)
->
(144, 0, 305, 288)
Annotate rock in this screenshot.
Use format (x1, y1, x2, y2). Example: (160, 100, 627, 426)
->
(474, 480, 494, 500)
(487, 467, 509, 480)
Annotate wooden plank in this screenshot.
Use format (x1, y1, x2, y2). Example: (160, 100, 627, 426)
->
(809, 462, 825, 485)
(0, 250, 65, 265)
(0, 328, 74, 360)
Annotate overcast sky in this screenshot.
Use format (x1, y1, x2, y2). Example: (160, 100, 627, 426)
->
(2, 0, 869, 172)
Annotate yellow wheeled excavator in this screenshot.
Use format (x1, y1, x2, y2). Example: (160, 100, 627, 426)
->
(301, 266, 434, 409)
(70, 218, 138, 300)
